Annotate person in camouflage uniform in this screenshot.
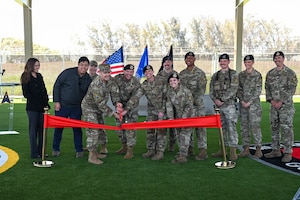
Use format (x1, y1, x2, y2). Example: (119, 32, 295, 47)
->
(166, 72, 195, 164)
(179, 52, 208, 160)
(209, 53, 239, 161)
(141, 65, 168, 160)
(88, 60, 98, 80)
(156, 56, 178, 152)
(264, 51, 298, 163)
(81, 64, 121, 165)
(113, 64, 143, 159)
(82, 60, 99, 153)
(237, 55, 263, 158)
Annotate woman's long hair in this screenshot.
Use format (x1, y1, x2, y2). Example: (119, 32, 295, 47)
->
(20, 58, 39, 84)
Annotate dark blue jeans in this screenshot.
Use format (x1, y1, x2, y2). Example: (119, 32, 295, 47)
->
(52, 105, 83, 153)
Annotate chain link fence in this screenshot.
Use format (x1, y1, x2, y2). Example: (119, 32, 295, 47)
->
(1, 52, 300, 97)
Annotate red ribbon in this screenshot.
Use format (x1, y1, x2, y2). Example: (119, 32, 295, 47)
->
(44, 114, 120, 130)
(44, 113, 221, 130)
(121, 115, 222, 130)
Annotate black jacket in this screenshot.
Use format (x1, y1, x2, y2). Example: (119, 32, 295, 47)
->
(53, 67, 92, 106)
(22, 73, 49, 112)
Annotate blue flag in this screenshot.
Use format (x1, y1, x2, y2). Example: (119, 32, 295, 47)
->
(135, 46, 148, 80)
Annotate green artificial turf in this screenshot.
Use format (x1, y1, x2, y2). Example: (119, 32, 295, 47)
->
(0, 102, 299, 200)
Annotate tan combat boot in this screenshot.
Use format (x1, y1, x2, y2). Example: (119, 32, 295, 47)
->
(142, 149, 155, 158)
(230, 147, 238, 161)
(253, 146, 262, 159)
(238, 145, 250, 158)
(115, 142, 127, 154)
(195, 148, 208, 160)
(171, 155, 187, 164)
(151, 151, 164, 161)
(95, 152, 107, 159)
(88, 151, 103, 165)
(100, 144, 108, 154)
(188, 146, 194, 157)
(281, 153, 292, 163)
(212, 147, 226, 158)
(124, 146, 134, 159)
(168, 144, 175, 152)
(264, 149, 282, 158)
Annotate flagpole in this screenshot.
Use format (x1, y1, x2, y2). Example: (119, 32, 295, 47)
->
(214, 108, 236, 169)
(33, 107, 54, 168)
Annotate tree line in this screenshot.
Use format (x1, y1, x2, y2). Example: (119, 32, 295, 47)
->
(84, 15, 299, 55)
(1, 15, 299, 56)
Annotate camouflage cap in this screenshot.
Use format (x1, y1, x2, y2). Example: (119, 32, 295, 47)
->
(90, 60, 98, 67)
(143, 65, 153, 74)
(98, 64, 111, 73)
(244, 55, 254, 61)
(273, 51, 284, 59)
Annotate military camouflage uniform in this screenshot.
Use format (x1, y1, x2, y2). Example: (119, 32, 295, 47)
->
(157, 69, 178, 148)
(81, 77, 120, 152)
(113, 74, 143, 147)
(237, 69, 262, 147)
(166, 84, 195, 157)
(265, 65, 298, 153)
(179, 66, 207, 151)
(90, 73, 98, 80)
(141, 75, 168, 152)
(210, 69, 239, 147)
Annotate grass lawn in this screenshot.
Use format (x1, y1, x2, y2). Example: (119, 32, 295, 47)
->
(0, 102, 300, 200)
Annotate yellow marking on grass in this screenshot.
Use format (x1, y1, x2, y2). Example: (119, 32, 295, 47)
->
(0, 145, 19, 174)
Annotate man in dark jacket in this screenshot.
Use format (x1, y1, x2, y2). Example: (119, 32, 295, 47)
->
(52, 56, 92, 158)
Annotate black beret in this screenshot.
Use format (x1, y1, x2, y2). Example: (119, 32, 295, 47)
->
(167, 72, 180, 83)
(273, 51, 284, 59)
(184, 52, 195, 59)
(143, 65, 154, 74)
(124, 64, 135, 70)
(162, 56, 172, 64)
(219, 54, 230, 61)
(244, 55, 254, 61)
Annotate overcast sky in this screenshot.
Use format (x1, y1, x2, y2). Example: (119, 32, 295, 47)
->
(0, 0, 299, 52)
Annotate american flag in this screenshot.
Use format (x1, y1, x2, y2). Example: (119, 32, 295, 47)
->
(102, 46, 124, 77)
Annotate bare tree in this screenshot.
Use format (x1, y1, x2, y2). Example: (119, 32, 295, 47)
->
(161, 17, 184, 49)
(189, 17, 206, 51)
(142, 21, 163, 53)
(204, 17, 223, 53)
(122, 23, 142, 53)
(87, 20, 115, 54)
(221, 19, 235, 52)
(243, 15, 293, 53)
(81, 15, 298, 55)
